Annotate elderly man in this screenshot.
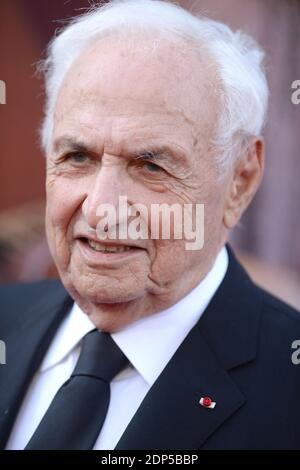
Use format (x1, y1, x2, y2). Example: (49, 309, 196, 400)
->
(1, 0, 299, 450)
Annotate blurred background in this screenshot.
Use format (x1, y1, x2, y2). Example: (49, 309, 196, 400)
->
(0, 0, 299, 308)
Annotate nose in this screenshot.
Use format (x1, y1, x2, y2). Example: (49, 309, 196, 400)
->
(82, 162, 127, 230)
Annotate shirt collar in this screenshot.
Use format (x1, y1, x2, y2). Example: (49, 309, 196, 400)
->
(40, 302, 95, 372)
(40, 247, 228, 385)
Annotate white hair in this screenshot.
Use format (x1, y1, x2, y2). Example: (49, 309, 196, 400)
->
(40, 0, 269, 172)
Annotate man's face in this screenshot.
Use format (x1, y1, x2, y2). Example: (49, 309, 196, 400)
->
(46, 36, 227, 332)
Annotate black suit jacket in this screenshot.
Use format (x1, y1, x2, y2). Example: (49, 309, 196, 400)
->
(1, 247, 300, 450)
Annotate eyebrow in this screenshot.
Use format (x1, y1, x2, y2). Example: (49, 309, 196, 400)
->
(132, 149, 170, 161)
(52, 137, 91, 155)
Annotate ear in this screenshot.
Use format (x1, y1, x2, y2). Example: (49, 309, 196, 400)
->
(223, 137, 264, 229)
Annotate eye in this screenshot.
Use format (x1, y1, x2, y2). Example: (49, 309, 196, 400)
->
(144, 161, 162, 172)
(65, 152, 90, 164)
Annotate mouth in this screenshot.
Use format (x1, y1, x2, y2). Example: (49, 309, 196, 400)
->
(76, 237, 145, 265)
(87, 238, 133, 253)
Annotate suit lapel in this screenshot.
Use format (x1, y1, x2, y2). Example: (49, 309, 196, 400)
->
(116, 246, 263, 449)
(0, 282, 72, 449)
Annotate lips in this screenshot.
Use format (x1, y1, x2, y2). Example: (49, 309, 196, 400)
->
(87, 239, 133, 253)
(75, 236, 147, 268)
(77, 236, 145, 254)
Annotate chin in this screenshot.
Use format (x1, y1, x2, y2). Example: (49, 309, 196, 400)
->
(64, 273, 145, 305)
(85, 284, 143, 304)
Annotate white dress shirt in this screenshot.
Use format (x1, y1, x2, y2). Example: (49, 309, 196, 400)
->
(6, 247, 228, 450)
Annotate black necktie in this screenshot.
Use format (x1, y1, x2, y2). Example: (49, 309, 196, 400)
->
(25, 329, 129, 450)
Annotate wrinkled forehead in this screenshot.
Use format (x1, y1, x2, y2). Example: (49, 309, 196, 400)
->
(53, 34, 219, 145)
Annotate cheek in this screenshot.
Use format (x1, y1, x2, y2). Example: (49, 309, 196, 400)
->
(46, 177, 83, 228)
(206, 182, 227, 222)
(149, 239, 190, 286)
(146, 182, 225, 286)
(45, 177, 84, 262)
(46, 197, 66, 235)
(201, 182, 228, 250)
